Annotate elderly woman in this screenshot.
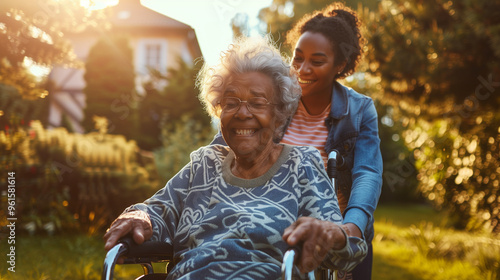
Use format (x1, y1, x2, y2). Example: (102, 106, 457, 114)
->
(104, 36, 367, 279)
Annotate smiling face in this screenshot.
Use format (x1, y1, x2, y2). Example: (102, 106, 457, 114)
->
(220, 71, 278, 160)
(292, 31, 345, 99)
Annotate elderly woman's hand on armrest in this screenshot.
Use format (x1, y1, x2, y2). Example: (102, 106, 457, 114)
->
(103, 210, 153, 252)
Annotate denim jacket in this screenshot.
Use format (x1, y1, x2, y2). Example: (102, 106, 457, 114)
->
(210, 81, 383, 242)
(323, 81, 383, 242)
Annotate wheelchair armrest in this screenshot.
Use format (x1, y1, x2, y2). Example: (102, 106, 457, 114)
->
(119, 236, 174, 263)
(102, 236, 174, 280)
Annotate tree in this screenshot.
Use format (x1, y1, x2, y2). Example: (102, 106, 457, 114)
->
(361, 0, 500, 112)
(360, 0, 500, 232)
(83, 34, 138, 140)
(0, 0, 105, 131)
(0, 0, 104, 99)
(0, 83, 50, 130)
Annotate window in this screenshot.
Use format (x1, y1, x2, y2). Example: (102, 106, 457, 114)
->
(145, 43, 162, 71)
(137, 39, 168, 75)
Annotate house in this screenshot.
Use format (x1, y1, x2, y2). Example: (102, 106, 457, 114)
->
(48, 0, 203, 133)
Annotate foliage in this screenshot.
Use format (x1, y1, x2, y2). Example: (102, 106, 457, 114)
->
(0, 120, 159, 235)
(0, 0, 102, 68)
(0, 83, 49, 130)
(83, 34, 139, 140)
(376, 104, 422, 203)
(154, 114, 215, 183)
(231, 13, 250, 39)
(0, 59, 49, 102)
(358, 0, 500, 232)
(401, 115, 500, 232)
(257, 0, 328, 56)
(360, 0, 500, 110)
(406, 221, 500, 277)
(0, 0, 105, 99)
(343, 76, 421, 203)
(138, 58, 211, 150)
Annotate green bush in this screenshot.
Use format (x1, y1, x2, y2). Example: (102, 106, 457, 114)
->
(0, 121, 159, 235)
(359, 0, 500, 234)
(154, 114, 215, 184)
(401, 115, 500, 233)
(0, 83, 49, 129)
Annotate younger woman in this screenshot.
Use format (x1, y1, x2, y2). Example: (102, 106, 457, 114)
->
(281, 3, 383, 279)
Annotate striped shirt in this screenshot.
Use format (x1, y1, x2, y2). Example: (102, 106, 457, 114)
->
(281, 101, 331, 168)
(281, 101, 349, 212)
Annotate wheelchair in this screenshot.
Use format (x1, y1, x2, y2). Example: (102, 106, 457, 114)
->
(102, 151, 343, 280)
(101, 237, 336, 280)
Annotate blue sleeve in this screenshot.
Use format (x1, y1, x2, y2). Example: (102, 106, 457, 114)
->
(343, 99, 383, 240)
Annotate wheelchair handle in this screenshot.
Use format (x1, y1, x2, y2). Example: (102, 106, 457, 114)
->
(327, 150, 344, 178)
(102, 236, 174, 280)
(327, 150, 344, 194)
(102, 242, 128, 280)
(282, 246, 301, 280)
(281, 245, 316, 280)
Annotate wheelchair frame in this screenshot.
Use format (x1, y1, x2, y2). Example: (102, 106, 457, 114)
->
(102, 239, 333, 280)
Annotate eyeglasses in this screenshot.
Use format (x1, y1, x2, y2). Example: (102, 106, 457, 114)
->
(218, 97, 274, 113)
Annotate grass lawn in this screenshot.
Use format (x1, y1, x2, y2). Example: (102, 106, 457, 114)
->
(0, 234, 165, 280)
(372, 203, 497, 280)
(0, 203, 497, 280)
(374, 203, 448, 228)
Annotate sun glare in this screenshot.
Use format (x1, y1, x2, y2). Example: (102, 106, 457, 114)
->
(80, 0, 118, 10)
(24, 58, 51, 80)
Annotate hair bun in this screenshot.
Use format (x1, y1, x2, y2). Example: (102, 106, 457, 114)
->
(324, 4, 359, 31)
(285, 2, 364, 79)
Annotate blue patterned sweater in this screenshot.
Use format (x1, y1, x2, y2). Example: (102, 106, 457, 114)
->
(128, 144, 367, 280)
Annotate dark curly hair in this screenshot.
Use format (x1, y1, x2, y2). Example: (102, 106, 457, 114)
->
(285, 3, 364, 79)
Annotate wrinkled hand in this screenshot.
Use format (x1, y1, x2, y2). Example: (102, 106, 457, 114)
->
(103, 210, 153, 252)
(282, 217, 346, 273)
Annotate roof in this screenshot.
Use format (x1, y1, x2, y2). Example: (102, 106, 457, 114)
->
(108, 0, 203, 58)
(109, 0, 193, 30)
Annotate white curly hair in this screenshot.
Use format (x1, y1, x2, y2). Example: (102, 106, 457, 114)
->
(197, 35, 301, 141)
